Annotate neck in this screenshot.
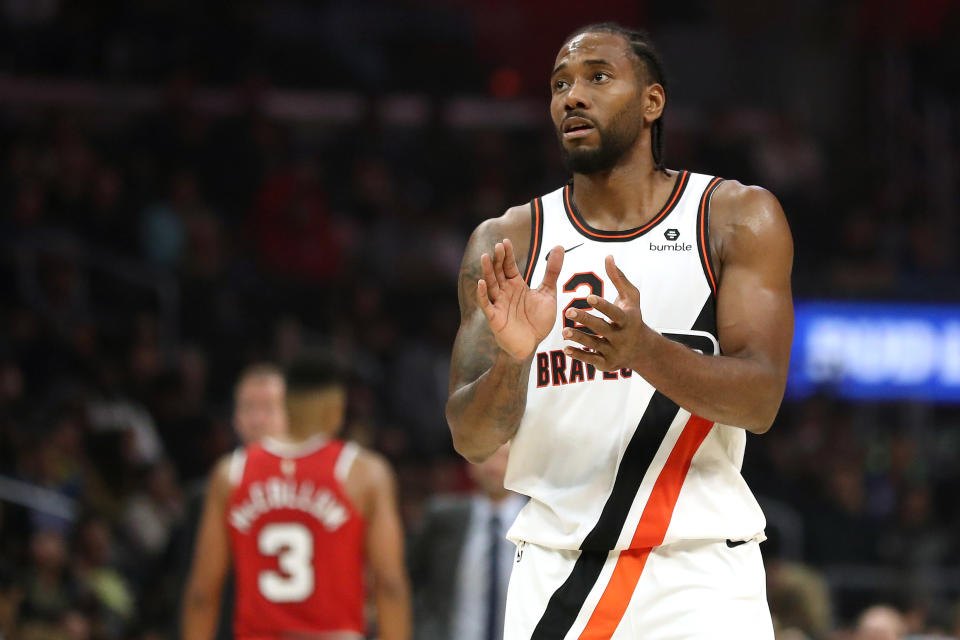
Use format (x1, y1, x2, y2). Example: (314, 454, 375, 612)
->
(283, 425, 331, 443)
(571, 143, 674, 230)
(286, 400, 341, 442)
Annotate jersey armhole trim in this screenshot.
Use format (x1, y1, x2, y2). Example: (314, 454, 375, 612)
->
(228, 448, 247, 486)
(697, 177, 725, 297)
(523, 197, 544, 285)
(334, 441, 360, 485)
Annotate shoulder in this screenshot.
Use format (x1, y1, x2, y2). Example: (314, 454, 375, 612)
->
(710, 180, 787, 231)
(348, 447, 398, 503)
(213, 453, 234, 481)
(352, 447, 393, 480)
(479, 203, 534, 238)
(206, 453, 236, 503)
(463, 203, 534, 262)
(709, 180, 793, 264)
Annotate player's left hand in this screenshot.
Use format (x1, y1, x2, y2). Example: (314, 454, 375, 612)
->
(562, 255, 653, 372)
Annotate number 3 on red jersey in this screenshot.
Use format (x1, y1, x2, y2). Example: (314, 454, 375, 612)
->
(258, 523, 315, 602)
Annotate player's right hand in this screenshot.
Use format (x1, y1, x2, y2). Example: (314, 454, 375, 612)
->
(476, 239, 564, 361)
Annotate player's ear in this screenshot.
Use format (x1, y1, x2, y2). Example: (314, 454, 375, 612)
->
(642, 83, 665, 124)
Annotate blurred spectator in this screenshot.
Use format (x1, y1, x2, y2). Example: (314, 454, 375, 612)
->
(71, 516, 134, 637)
(855, 605, 905, 640)
(231, 363, 287, 444)
(750, 113, 824, 202)
(767, 557, 832, 639)
(122, 460, 184, 557)
(140, 172, 205, 269)
(251, 158, 343, 285)
(19, 530, 77, 625)
(86, 395, 163, 469)
(388, 300, 457, 457)
(409, 443, 525, 640)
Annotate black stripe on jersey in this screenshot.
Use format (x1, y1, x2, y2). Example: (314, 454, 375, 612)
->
(696, 177, 725, 297)
(580, 391, 681, 550)
(661, 332, 717, 356)
(692, 294, 718, 341)
(529, 550, 608, 640)
(524, 198, 544, 285)
(530, 392, 681, 638)
(662, 297, 721, 355)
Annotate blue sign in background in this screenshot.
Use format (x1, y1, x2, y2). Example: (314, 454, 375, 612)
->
(787, 301, 960, 402)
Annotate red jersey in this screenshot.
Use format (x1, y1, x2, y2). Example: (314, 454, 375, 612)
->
(226, 436, 366, 639)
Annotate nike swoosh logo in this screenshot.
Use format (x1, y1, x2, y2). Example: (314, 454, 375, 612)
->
(726, 539, 748, 548)
(545, 242, 584, 262)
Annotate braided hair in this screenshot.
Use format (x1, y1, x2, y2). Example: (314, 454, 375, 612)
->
(565, 23, 669, 174)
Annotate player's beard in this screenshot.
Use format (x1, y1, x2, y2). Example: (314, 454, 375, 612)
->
(559, 104, 644, 175)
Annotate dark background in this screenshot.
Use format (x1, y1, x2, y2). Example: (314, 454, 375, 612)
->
(0, 1, 958, 638)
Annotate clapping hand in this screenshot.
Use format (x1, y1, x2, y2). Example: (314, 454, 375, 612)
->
(477, 239, 564, 361)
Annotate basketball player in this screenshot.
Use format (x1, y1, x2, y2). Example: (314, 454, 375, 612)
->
(175, 363, 288, 640)
(233, 363, 288, 444)
(446, 23, 793, 639)
(182, 356, 411, 640)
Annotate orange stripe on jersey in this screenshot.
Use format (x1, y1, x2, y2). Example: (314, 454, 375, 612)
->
(524, 198, 542, 284)
(576, 547, 653, 639)
(577, 414, 715, 639)
(699, 177, 723, 296)
(563, 171, 689, 240)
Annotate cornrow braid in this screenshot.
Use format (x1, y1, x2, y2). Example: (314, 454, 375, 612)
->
(566, 23, 669, 174)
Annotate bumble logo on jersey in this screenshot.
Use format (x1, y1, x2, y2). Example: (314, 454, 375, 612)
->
(650, 227, 692, 252)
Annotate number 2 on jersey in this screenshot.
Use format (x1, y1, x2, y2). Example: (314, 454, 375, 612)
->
(563, 272, 604, 335)
(258, 523, 315, 602)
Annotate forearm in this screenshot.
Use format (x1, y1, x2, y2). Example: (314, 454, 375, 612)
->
(446, 350, 532, 462)
(181, 591, 220, 640)
(374, 578, 412, 640)
(633, 328, 785, 433)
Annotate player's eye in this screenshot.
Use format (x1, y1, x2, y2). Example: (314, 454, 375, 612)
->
(592, 72, 609, 82)
(554, 79, 568, 91)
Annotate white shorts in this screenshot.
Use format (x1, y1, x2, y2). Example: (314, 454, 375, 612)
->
(504, 538, 774, 640)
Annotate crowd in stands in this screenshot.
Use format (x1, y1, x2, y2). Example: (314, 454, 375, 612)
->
(1, 1, 959, 639)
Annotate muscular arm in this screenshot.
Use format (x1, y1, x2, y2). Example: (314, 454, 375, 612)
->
(181, 458, 232, 640)
(445, 206, 535, 463)
(564, 181, 793, 433)
(632, 182, 793, 432)
(353, 452, 411, 640)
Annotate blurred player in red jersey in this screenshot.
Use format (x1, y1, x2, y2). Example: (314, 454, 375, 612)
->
(182, 355, 412, 640)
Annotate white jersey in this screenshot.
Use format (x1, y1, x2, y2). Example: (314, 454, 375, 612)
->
(505, 170, 766, 552)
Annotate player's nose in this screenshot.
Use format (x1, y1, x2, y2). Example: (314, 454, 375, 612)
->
(564, 80, 591, 111)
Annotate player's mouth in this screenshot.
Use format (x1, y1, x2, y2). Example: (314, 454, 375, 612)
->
(562, 116, 596, 140)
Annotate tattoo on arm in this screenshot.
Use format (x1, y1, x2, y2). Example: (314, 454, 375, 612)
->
(447, 220, 532, 453)
(451, 225, 501, 390)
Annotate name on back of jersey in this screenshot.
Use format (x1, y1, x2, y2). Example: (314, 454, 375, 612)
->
(230, 477, 349, 533)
